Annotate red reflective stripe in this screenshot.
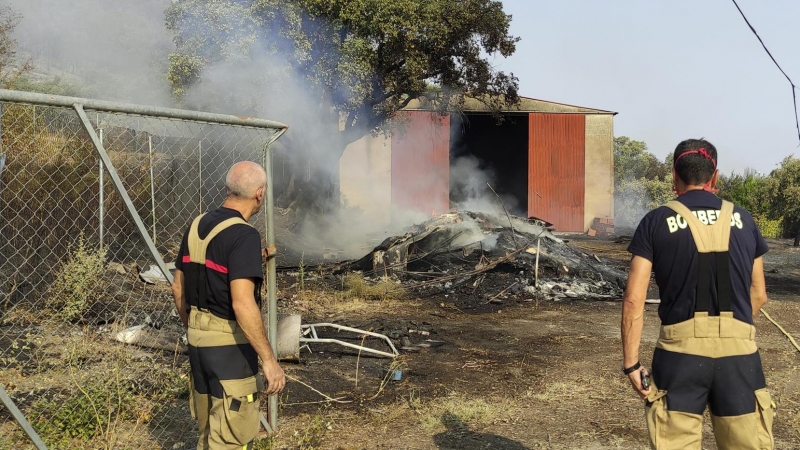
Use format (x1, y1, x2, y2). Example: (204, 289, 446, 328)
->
(204, 259, 229, 274)
(181, 255, 228, 274)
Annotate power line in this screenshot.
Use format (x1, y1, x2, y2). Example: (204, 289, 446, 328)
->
(731, 0, 800, 146)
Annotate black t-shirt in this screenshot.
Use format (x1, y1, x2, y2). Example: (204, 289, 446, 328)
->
(627, 190, 768, 325)
(176, 207, 263, 320)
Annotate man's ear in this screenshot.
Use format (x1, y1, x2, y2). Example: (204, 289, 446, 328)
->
(708, 169, 720, 189)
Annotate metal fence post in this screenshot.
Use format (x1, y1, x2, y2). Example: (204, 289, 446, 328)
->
(0, 103, 3, 252)
(149, 135, 156, 245)
(99, 127, 105, 246)
(0, 386, 48, 450)
(263, 128, 286, 430)
(198, 140, 203, 214)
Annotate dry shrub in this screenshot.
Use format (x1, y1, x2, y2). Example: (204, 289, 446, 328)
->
(341, 273, 404, 302)
(29, 340, 155, 450)
(47, 237, 107, 322)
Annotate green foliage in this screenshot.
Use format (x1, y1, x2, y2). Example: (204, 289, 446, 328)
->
(754, 215, 782, 239)
(48, 237, 107, 322)
(762, 156, 800, 244)
(167, 53, 205, 98)
(166, 0, 520, 146)
(612, 135, 798, 244)
(0, 4, 31, 89)
(32, 380, 136, 445)
(717, 169, 768, 216)
(252, 437, 276, 450)
(614, 136, 670, 183)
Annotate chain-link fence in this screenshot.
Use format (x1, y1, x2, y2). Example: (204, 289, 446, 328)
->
(0, 90, 287, 449)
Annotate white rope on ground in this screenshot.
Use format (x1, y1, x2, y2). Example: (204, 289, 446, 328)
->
(761, 308, 800, 353)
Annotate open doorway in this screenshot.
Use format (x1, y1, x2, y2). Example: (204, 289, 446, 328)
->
(449, 113, 529, 217)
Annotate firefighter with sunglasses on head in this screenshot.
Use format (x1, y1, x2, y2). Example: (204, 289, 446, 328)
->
(621, 139, 774, 449)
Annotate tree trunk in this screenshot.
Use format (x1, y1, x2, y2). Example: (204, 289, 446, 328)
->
(794, 230, 799, 247)
(272, 129, 353, 218)
(323, 124, 369, 206)
(272, 110, 371, 220)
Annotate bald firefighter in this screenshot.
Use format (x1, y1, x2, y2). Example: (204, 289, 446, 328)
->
(172, 161, 285, 450)
(621, 139, 774, 449)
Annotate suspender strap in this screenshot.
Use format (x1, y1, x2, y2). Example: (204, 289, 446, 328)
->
(715, 251, 734, 312)
(186, 214, 252, 312)
(188, 216, 251, 264)
(663, 200, 733, 253)
(197, 265, 208, 311)
(663, 200, 735, 314)
(695, 253, 713, 312)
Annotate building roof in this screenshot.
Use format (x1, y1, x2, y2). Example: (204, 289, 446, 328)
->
(403, 95, 617, 115)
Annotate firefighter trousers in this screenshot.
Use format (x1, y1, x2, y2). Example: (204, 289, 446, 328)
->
(645, 313, 775, 450)
(187, 308, 260, 450)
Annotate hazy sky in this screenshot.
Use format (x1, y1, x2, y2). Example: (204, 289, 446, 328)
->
(10, 1, 798, 175)
(496, 0, 800, 175)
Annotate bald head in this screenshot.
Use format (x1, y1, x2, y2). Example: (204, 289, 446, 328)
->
(225, 161, 267, 199)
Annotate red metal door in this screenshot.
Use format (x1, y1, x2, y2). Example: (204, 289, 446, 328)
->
(391, 112, 450, 219)
(528, 114, 586, 231)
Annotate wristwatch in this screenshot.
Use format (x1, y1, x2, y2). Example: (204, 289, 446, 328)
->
(622, 361, 641, 375)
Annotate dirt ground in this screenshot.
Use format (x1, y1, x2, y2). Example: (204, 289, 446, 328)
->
(265, 237, 800, 450)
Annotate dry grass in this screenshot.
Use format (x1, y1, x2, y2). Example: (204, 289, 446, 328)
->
(262, 408, 342, 450)
(262, 297, 800, 450)
(367, 390, 519, 434)
(288, 272, 413, 317)
(340, 273, 405, 302)
(418, 392, 519, 431)
(1, 317, 191, 449)
(524, 367, 628, 404)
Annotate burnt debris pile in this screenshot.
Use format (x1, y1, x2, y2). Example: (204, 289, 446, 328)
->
(337, 211, 626, 310)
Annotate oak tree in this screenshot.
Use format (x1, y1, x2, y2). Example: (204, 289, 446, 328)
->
(166, 0, 519, 174)
(763, 156, 800, 246)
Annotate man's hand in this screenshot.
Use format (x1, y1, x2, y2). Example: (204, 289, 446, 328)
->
(627, 368, 651, 400)
(262, 245, 277, 259)
(262, 358, 286, 396)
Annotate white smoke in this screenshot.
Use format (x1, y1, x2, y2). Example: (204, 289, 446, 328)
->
(8, 1, 518, 261)
(450, 154, 521, 218)
(8, 0, 174, 106)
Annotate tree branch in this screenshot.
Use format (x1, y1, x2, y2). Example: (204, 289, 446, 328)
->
(344, 110, 356, 130)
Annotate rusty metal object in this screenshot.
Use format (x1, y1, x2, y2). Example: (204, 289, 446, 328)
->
(528, 113, 586, 232)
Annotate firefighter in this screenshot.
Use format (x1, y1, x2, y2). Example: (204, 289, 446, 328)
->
(172, 161, 285, 450)
(621, 139, 774, 449)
